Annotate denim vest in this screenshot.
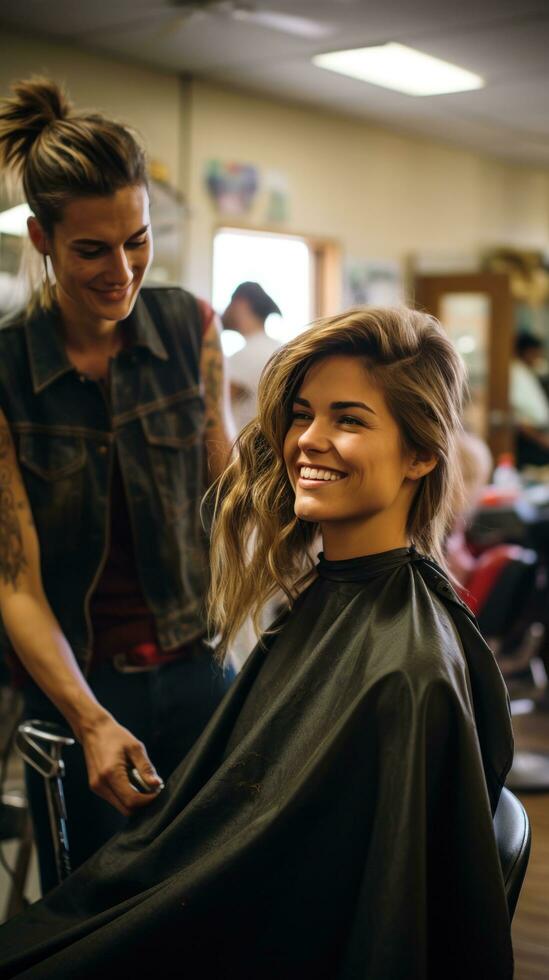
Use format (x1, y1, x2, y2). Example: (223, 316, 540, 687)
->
(0, 287, 209, 673)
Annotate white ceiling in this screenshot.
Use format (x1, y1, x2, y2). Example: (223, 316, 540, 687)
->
(2, 0, 549, 166)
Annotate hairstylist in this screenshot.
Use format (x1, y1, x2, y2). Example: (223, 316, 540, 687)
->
(0, 77, 234, 890)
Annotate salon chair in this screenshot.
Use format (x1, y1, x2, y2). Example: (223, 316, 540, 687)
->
(457, 543, 542, 681)
(493, 787, 531, 920)
(2, 736, 531, 924)
(459, 544, 536, 626)
(459, 545, 549, 790)
(1, 761, 532, 925)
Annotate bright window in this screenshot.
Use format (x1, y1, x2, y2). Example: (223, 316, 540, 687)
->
(212, 228, 312, 352)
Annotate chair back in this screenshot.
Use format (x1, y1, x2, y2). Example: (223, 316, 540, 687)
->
(493, 786, 531, 920)
(474, 547, 537, 635)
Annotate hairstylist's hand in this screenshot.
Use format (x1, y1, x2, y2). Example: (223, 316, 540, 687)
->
(79, 713, 164, 815)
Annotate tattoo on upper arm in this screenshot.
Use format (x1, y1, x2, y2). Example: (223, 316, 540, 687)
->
(0, 426, 29, 588)
(202, 328, 223, 432)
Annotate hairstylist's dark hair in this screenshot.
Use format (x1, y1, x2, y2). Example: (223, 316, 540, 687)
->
(0, 77, 148, 309)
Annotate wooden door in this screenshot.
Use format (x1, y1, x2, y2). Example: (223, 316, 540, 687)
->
(415, 273, 514, 458)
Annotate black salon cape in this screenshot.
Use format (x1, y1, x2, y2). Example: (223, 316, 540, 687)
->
(0, 549, 514, 979)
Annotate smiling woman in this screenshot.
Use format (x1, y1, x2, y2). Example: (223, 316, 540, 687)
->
(283, 355, 437, 558)
(27, 186, 153, 372)
(209, 305, 464, 653)
(0, 306, 514, 980)
(0, 76, 234, 895)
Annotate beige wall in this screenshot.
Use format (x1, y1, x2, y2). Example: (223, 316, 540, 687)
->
(0, 31, 182, 188)
(186, 81, 549, 299)
(2, 30, 549, 301)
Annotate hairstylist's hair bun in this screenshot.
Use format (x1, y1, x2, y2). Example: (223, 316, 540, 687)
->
(0, 76, 72, 176)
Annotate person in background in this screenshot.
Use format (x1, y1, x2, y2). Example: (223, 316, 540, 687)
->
(0, 77, 234, 891)
(445, 430, 493, 588)
(222, 280, 281, 431)
(511, 331, 549, 466)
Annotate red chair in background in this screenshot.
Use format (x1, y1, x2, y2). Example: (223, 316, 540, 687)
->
(456, 544, 535, 619)
(457, 543, 549, 790)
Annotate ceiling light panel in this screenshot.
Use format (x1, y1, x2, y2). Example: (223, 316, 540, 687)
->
(313, 43, 484, 96)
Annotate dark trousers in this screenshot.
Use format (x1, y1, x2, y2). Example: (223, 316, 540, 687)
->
(23, 645, 233, 894)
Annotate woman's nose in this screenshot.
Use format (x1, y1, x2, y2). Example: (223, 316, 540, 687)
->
(104, 248, 132, 286)
(297, 419, 330, 453)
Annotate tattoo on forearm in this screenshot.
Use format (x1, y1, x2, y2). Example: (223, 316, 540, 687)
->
(0, 426, 28, 587)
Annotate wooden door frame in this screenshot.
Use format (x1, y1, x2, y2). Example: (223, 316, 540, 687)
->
(414, 273, 514, 457)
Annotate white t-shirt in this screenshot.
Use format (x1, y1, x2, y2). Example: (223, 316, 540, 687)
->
(228, 331, 281, 431)
(510, 359, 549, 427)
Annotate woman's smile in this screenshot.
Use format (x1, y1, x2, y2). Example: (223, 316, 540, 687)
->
(89, 283, 133, 303)
(297, 463, 348, 486)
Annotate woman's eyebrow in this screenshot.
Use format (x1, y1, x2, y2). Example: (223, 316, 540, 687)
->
(127, 224, 150, 239)
(331, 400, 377, 416)
(71, 225, 150, 246)
(293, 396, 376, 416)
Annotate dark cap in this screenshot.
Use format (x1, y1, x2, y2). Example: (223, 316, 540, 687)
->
(230, 281, 281, 321)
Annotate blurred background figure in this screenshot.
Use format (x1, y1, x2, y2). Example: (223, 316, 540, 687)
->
(446, 430, 493, 589)
(222, 281, 281, 431)
(511, 332, 549, 468)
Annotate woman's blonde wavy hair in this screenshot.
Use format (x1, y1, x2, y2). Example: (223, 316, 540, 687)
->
(208, 305, 466, 660)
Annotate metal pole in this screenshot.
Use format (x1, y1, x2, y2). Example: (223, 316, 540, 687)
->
(16, 720, 75, 885)
(43, 761, 72, 882)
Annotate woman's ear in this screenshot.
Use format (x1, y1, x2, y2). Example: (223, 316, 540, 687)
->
(27, 216, 49, 256)
(406, 453, 438, 482)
